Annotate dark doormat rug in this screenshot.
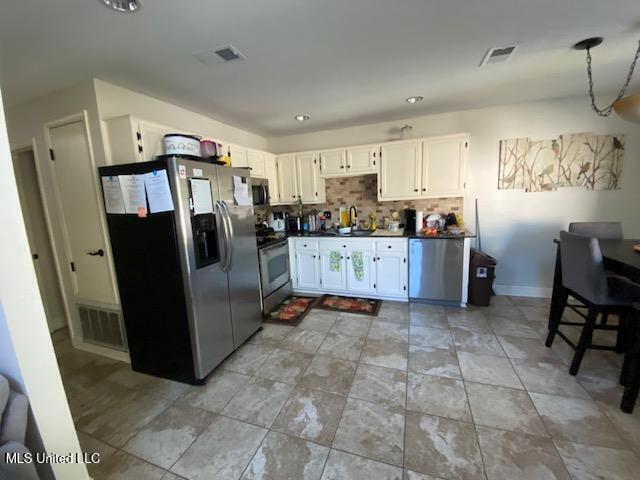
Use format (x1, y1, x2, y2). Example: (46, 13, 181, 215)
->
(264, 295, 317, 326)
(314, 294, 381, 316)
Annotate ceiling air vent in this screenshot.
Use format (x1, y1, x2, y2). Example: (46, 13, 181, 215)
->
(194, 45, 246, 67)
(480, 45, 518, 66)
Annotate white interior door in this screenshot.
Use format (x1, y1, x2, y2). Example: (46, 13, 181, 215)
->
(48, 119, 117, 305)
(12, 149, 66, 332)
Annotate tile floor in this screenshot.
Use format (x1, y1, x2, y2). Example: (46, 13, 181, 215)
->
(52, 296, 640, 480)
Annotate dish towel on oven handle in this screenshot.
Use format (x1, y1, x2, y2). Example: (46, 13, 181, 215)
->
(351, 251, 364, 281)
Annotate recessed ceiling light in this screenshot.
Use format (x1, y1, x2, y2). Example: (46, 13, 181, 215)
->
(406, 96, 424, 104)
(294, 114, 310, 122)
(101, 0, 141, 13)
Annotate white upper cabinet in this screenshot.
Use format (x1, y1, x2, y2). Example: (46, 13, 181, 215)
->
(295, 153, 325, 204)
(264, 153, 280, 205)
(296, 153, 317, 203)
(346, 145, 377, 174)
(276, 154, 298, 203)
(319, 149, 346, 176)
(229, 144, 249, 168)
(104, 116, 174, 164)
(422, 135, 468, 197)
(247, 149, 266, 178)
(379, 140, 422, 201)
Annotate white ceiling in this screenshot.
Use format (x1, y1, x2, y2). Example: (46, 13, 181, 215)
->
(1, 0, 639, 136)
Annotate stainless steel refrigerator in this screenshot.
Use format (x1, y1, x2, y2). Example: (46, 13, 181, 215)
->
(99, 156, 262, 384)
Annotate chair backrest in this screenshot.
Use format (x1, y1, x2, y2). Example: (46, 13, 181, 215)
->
(560, 230, 608, 303)
(568, 222, 623, 240)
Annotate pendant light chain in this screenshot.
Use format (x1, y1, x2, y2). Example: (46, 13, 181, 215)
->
(585, 40, 640, 116)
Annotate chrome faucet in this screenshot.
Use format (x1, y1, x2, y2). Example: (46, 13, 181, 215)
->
(349, 206, 358, 228)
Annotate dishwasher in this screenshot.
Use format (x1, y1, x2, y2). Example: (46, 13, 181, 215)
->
(409, 238, 464, 305)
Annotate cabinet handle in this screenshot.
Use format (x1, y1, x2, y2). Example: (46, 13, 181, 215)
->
(313, 255, 316, 258)
(304, 244, 307, 247)
(340, 256, 344, 259)
(377, 257, 380, 260)
(340, 165, 345, 169)
(422, 188, 426, 191)
(414, 188, 418, 192)
(292, 195, 295, 198)
(388, 245, 392, 249)
(347, 256, 350, 260)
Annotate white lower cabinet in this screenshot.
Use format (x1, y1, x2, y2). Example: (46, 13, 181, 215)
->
(294, 249, 320, 289)
(290, 238, 407, 300)
(346, 248, 376, 294)
(375, 251, 407, 297)
(319, 248, 347, 291)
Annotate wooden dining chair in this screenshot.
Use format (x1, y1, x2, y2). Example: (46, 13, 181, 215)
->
(620, 303, 640, 413)
(546, 231, 633, 375)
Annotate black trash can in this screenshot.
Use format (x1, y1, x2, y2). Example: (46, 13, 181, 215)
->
(468, 248, 497, 306)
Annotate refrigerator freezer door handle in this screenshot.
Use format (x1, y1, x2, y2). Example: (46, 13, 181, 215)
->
(215, 201, 229, 271)
(221, 201, 234, 271)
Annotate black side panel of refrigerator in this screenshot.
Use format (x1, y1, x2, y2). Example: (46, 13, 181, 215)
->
(99, 160, 196, 384)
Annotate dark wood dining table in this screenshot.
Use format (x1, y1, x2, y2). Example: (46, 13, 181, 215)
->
(548, 238, 640, 412)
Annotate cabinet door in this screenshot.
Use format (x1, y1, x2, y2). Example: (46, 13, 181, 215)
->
(138, 121, 170, 162)
(276, 155, 298, 203)
(422, 137, 467, 197)
(375, 251, 407, 297)
(229, 144, 249, 168)
(264, 154, 281, 205)
(296, 153, 323, 204)
(319, 149, 346, 176)
(346, 249, 376, 293)
(319, 249, 347, 291)
(247, 149, 266, 178)
(347, 145, 377, 174)
(379, 141, 422, 200)
(295, 250, 319, 289)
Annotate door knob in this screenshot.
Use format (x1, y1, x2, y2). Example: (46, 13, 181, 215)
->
(87, 249, 104, 257)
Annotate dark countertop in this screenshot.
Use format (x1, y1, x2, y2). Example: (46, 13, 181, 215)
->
(284, 229, 476, 239)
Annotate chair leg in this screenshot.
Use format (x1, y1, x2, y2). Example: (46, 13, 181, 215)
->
(621, 342, 640, 413)
(601, 312, 609, 326)
(546, 288, 568, 347)
(569, 307, 597, 376)
(615, 312, 629, 354)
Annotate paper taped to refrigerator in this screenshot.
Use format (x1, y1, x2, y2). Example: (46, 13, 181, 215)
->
(233, 175, 251, 206)
(190, 178, 214, 214)
(119, 174, 147, 214)
(101, 175, 126, 214)
(144, 169, 174, 213)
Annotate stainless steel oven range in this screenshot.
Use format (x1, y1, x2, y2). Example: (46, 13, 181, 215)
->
(258, 239, 292, 314)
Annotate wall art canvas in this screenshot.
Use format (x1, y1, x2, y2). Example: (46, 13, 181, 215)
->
(498, 133, 624, 192)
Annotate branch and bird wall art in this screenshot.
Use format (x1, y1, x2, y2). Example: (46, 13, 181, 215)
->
(498, 133, 624, 192)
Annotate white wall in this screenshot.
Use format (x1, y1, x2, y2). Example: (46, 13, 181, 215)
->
(94, 79, 269, 150)
(269, 96, 640, 296)
(0, 86, 89, 479)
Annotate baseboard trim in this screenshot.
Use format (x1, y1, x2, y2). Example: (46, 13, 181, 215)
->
(493, 284, 552, 298)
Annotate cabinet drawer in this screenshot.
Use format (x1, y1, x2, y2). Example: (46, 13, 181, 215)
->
(375, 239, 407, 253)
(293, 239, 318, 251)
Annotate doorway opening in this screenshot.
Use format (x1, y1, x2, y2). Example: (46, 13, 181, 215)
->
(11, 147, 67, 333)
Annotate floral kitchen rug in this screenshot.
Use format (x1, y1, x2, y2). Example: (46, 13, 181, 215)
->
(264, 295, 317, 326)
(314, 294, 381, 316)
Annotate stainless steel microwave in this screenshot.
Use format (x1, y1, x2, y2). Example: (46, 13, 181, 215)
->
(251, 178, 269, 206)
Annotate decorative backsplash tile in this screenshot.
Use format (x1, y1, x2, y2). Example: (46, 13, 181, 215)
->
(256, 174, 464, 227)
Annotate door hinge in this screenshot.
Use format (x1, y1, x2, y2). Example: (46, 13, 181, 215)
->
(136, 131, 142, 141)
(138, 145, 143, 154)
(49, 149, 55, 161)
(70, 262, 76, 272)
(465, 142, 468, 148)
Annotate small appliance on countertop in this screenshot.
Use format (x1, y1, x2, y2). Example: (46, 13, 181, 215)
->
(268, 211, 286, 231)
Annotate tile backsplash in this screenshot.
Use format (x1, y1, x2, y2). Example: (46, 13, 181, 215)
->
(256, 174, 464, 228)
